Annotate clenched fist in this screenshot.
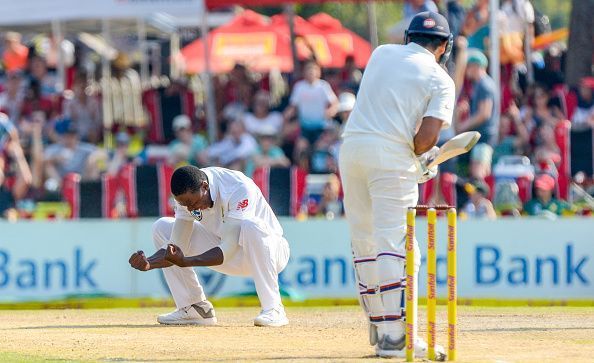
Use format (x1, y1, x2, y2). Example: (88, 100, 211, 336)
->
(164, 244, 187, 267)
(129, 250, 151, 271)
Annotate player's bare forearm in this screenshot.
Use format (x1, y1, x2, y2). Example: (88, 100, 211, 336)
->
(414, 116, 444, 155)
(182, 247, 224, 267)
(146, 249, 175, 269)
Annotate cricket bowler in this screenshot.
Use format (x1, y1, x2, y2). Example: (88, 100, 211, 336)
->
(338, 11, 455, 360)
(128, 165, 290, 327)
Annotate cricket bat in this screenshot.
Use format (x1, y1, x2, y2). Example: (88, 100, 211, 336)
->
(427, 131, 481, 169)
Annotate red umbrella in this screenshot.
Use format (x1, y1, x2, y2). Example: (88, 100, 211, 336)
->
(180, 10, 296, 73)
(308, 12, 372, 68)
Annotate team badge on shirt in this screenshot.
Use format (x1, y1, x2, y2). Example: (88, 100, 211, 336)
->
(236, 199, 249, 211)
(190, 210, 203, 221)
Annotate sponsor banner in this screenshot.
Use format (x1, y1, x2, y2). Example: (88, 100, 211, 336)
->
(0, 0, 203, 25)
(0, 218, 592, 301)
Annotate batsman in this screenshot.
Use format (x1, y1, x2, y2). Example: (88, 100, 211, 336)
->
(339, 12, 455, 360)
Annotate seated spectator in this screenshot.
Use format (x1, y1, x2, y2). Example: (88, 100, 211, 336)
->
(533, 123, 561, 173)
(524, 174, 572, 216)
(456, 50, 497, 146)
(571, 77, 594, 129)
(2, 32, 29, 73)
(339, 55, 362, 92)
(310, 123, 340, 174)
(521, 85, 558, 132)
(284, 60, 338, 145)
(198, 120, 257, 171)
(43, 121, 99, 190)
(493, 102, 531, 164)
(168, 115, 207, 167)
(316, 174, 343, 219)
(242, 90, 284, 137)
(0, 113, 32, 218)
(106, 132, 134, 177)
(245, 128, 291, 177)
(0, 71, 25, 123)
(62, 74, 101, 144)
(462, 182, 496, 219)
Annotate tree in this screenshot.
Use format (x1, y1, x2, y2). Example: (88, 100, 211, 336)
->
(565, 0, 594, 87)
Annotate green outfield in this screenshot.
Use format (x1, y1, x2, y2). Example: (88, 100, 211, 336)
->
(1, 305, 594, 362)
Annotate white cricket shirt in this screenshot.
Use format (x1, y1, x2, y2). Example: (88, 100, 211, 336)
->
(342, 42, 455, 151)
(174, 167, 284, 239)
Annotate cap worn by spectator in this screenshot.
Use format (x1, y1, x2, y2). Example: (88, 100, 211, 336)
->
(337, 92, 356, 113)
(534, 174, 555, 191)
(55, 119, 78, 136)
(172, 115, 191, 132)
(467, 49, 488, 68)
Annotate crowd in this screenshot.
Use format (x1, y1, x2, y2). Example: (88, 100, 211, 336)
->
(0, 0, 592, 221)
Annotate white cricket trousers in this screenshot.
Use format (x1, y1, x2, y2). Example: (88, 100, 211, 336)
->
(152, 217, 290, 310)
(339, 135, 421, 334)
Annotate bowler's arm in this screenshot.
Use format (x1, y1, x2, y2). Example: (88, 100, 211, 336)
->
(165, 218, 242, 267)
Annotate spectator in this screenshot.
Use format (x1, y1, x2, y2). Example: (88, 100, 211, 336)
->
(311, 123, 340, 174)
(245, 128, 291, 177)
(27, 55, 59, 97)
(493, 102, 531, 164)
(106, 132, 134, 177)
(316, 174, 343, 219)
(199, 120, 257, 171)
(0, 113, 32, 218)
(339, 55, 362, 92)
(2, 32, 29, 72)
(462, 0, 489, 50)
(284, 60, 338, 145)
(521, 85, 557, 132)
(336, 91, 356, 126)
(43, 121, 99, 190)
(524, 174, 572, 216)
(462, 181, 496, 219)
(469, 142, 493, 183)
(62, 74, 101, 143)
(0, 71, 25, 123)
(20, 79, 55, 125)
(571, 77, 594, 129)
(242, 90, 284, 137)
(446, 0, 466, 39)
(218, 64, 255, 118)
(533, 123, 561, 174)
(167, 115, 207, 167)
(404, 0, 438, 21)
(456, 50, 498, 146)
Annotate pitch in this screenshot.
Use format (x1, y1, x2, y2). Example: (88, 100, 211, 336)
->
(1, 306, 593, 362)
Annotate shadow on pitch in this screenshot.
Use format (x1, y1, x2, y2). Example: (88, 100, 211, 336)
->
(13, 324, 224, 330)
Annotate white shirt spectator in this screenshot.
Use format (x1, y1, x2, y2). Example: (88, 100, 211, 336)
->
(289, 79, 337, 130)
(243, 111, 283, 136)
(206, 121, 257, 167)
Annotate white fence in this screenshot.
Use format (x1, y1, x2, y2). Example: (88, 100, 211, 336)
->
(0, 217, 592, 302)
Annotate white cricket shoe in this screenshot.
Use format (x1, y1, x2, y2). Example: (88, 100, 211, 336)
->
(375, 336, 446, 361)
(157, 300, 217, 326)
(254, 306, 289, 327)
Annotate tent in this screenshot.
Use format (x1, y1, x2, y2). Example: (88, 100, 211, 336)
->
(308, 12, 372, 68)
(181, 10, 349, 73)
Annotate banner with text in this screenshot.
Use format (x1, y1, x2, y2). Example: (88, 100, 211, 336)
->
(0, 218, 592, 301)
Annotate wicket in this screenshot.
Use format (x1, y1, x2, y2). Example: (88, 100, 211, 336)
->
(405, 206, 457, 361)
